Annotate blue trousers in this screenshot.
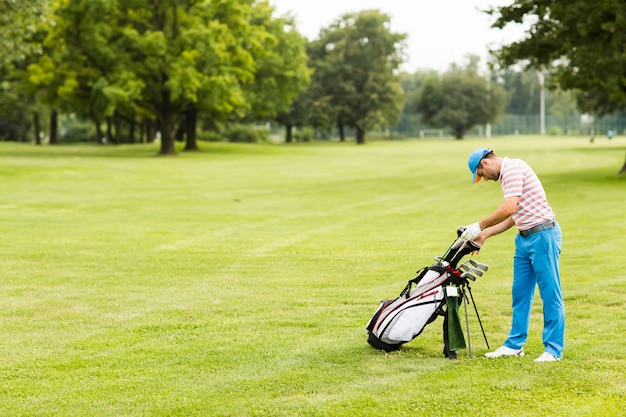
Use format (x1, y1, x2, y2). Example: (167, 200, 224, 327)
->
(503, 223, 565, 358)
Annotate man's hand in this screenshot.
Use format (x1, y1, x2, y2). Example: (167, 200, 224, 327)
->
(460, 222, 481, 241)
(470, 234, 486, 255)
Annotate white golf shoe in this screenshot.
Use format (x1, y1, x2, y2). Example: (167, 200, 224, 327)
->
(534, 352, 561, 362)
(484, 345, 524, 358)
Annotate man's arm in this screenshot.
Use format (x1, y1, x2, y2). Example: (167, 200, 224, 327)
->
(470, 216, 515, 253)
(481, 216, 516, 238)
(478, 196, 519, 230)
(460, 196, 519, 241)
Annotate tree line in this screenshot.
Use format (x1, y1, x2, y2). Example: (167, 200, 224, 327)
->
(1, 1, 623, 163)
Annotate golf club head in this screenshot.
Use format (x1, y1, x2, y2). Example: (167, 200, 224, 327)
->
(461, 272, 477, 281)
(471, 269, 484, 277)
(468, 259, 489, 271)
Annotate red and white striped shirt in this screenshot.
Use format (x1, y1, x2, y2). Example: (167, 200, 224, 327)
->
(500, 157, 555, 230)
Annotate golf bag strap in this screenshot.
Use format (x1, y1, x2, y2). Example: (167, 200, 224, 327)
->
(401, 265, 447, 297)
(400, 267, 426, 296)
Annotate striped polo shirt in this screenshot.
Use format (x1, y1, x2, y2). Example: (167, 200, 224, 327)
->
(500, 157, 555, 231)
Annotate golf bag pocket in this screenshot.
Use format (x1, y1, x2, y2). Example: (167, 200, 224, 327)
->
(367, 283, 445, 351)
(385, 288, 444, 342)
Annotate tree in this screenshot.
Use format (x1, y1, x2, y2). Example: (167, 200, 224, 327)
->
(396, 70, 439, 136)
(416, 63, 507, 139)
(307, 10, 407, 144)
(500, 68, 541, 115)
(0, 0, 49, 143)
(33, 0, 264, 155)
(400, 70, 439, 112)
(489, 0, 626, 173)
(276, 90, 311, 143)
(498, 68, 577, 116)
(173, 0, 277, 151)
(0, 0, 46, 67)
(242, 3, 311, 126)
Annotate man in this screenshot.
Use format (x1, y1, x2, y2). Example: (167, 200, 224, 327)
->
(460, 148, 565, 362)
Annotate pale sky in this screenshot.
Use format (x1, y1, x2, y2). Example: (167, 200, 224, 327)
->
(270, 0, 528, 72)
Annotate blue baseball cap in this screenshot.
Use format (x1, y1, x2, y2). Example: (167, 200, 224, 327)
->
(468, 148, 492, 184)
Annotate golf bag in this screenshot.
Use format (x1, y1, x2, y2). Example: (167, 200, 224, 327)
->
(366, 231, 489, 358)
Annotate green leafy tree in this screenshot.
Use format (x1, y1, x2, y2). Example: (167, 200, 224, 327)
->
(416, 65, 507, 139)
(400, 70, 439, 112)
(32, 0, 263, 155)
(489, 0, 626, 172)
(396, 70, 439, 135)
(500, 68, 541, 115)
(0, 0, 46, 66)
(301, 40, 342, 138)
(498, 68, 577, 116)
(189, 2, 310, 149)
(276, 90, 311, 143)
(0, 0, 49, 143)
(307, 10, 406, 144)
(175, 2, 311, 150)
(243, 3, 311, 122)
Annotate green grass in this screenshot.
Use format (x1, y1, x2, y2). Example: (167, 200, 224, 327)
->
(1, 136, 625, 416)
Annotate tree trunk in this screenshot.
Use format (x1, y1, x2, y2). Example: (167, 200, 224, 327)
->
(175, 121, 185, 142)
(94, 118, 104, 143)
(184, 109, 199, 151)
(15, 112, 26, 142)
(147, 120, 155, 143)
(159, 100, 176, 155)
(106, 117, 115, 144)
(338, 121, 345, 142)
(114, 113, 122, 144)
(285, 125, 293, 143)
(159, 113, 176, 155)
(49, 109, 58, 144)
(455, 127, 464, 140)
(129, 118, 135, 143)
(33, 112, 41, 145)
(355, 126, 365, 145)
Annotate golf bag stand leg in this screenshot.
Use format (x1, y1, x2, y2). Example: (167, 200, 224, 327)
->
(442, 310, 457, 360)
(466, 283, 490, 349)
(461, 286, 473, 360)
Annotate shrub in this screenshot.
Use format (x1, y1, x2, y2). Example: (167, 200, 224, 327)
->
(548, 126, 564, 136)
(196, 130, 223, 142)
(223, 124, 268, 143)
(294, 126, 314, 142)
(0, 118, 24, 141)
(61, 117, 96, 143)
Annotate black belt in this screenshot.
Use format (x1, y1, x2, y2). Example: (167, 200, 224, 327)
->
(520, 220, 555, 237)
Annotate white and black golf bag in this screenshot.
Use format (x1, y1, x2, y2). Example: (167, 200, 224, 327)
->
(366, 232, 489, 358)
